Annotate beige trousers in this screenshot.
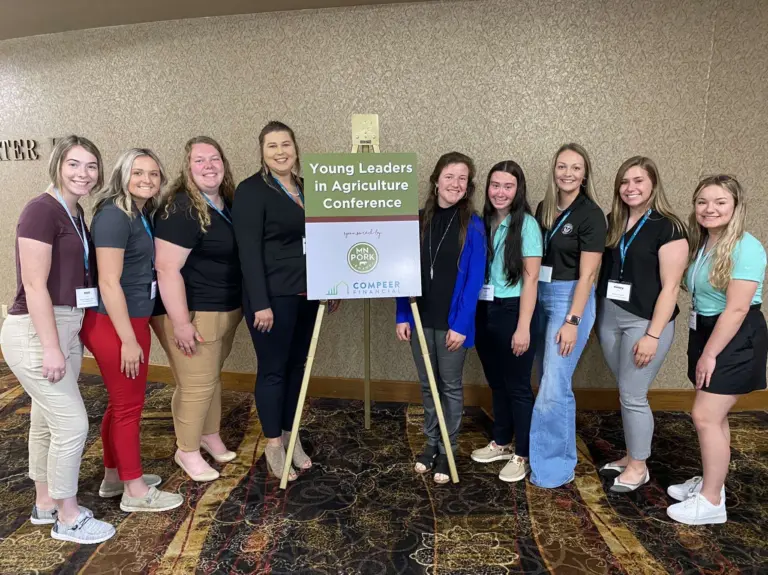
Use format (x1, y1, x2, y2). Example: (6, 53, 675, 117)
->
(152, 309, 241, 452)
(0, 307, 87, 499)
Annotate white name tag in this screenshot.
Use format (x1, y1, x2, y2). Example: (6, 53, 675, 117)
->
(150, 280, 157, 300)
(76, 287, 99, 309)
(539, 266, 553, 283)
(303, 237, 306, 255)
(606, 281, 632, 302)
(479, 284, 494, 301)
(689, 310, 697, 331)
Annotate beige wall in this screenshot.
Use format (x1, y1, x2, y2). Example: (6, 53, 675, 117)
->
(1, 0, 766, 389)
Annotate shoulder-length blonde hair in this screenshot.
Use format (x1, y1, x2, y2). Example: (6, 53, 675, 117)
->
(92, 148, 167, 217)
(161, 136, 236, 233)
(48, 135, 104, 196)
(540, 142, 599, 230)
(687, 174, 747, 292)
(606, 156, 686, 247)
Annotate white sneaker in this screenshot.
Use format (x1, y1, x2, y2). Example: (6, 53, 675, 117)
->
(667, 476, 725, 502)
(667, 492, 727, 525)
(498, 455, 530, 483)
(51, 510, 116, 544)
(471, 441, 514, 463)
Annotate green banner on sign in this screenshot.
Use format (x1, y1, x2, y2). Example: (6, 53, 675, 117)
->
(304, 153, 419, 219)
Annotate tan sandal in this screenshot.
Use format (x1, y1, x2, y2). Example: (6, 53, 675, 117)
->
(265, 444, 297, 482)
(282, 431, 312, 470)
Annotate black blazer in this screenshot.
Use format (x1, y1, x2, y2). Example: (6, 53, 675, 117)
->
(232, 170, 306, 312)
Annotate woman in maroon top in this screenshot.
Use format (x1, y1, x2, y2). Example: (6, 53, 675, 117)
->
(0, 136, 116, 544)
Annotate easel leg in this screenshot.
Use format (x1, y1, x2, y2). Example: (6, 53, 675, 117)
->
(364, 299, 371, 430)
(409, 300, 460, 483)
(281, 300, 327, 489)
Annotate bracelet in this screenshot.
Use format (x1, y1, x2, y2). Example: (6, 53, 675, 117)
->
(645, 332, 660, 340)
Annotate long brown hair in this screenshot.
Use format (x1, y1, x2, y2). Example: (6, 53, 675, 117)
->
(257, 120, 304, 195)
(420, 152, 477, 259)
(686, 174, 747, 291)
(540, 143, 599, 230)
(606, 156, 686, 248)
(160, 136, 236, 233)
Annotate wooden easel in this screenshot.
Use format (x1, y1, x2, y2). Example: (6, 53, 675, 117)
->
(281, 116, 459, 488)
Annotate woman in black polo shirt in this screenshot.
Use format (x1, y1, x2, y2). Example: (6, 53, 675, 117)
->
(529, 143, 606, 489)
(596, 157, 688, 492)
(153, 136, 242, 483)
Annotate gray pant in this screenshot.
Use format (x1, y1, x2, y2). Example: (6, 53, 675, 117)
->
(410, 328, 466, 454)
(596, 298, 674, 461)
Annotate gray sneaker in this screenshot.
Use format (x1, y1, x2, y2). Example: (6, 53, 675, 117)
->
(99, 474, 162, 498)
(498, 455, 530, 483)
(51, 511, 115, 544)
(30, 505, 92, 526)
(471, 441, 514, 463)
(120, 486, 184, 513)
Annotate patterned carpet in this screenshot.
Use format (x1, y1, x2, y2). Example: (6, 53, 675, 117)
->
(0, 362, 766, 574)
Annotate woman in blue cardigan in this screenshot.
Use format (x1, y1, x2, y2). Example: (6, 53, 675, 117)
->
(396, 151, 486, 484)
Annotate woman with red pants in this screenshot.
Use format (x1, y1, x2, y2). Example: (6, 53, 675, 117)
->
(81, 149, 183, 512)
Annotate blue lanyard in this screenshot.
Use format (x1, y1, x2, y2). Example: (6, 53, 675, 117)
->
(203, 194, 232, 224)
(273, 176, 304, 205)
(544, 208, 573, 256)
(139, 211, 155, 270)
(54, 188, 89, 273)
(618, 209, 652, 279)
(689, 242, 715, 310)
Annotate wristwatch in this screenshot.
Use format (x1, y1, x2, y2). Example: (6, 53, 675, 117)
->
(565, 314, 581, 326)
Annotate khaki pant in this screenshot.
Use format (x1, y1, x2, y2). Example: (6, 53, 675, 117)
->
(152, 310, 241, 452)
(0, 307, 87, 499)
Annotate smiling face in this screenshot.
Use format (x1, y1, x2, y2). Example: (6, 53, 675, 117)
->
(127, 155, 162, 203)
(695, 184, 735, 234)
(487, 171, 517, 214)
(554, 149, 585, 195)
(619, 165, 653, 210)
(436, 162, 469, 208)
(189, 143, 224, 194)
(59, 145, 100, 198)
(262, 130, 297, 176)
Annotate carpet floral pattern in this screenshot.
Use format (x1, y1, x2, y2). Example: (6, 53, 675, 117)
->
(0, 363, 765, 574)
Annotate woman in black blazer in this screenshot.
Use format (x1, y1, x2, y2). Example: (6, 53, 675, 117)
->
(233, 121, 336, 482)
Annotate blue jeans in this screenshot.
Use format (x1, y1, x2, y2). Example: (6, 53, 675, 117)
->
(529, 280, 596, 488)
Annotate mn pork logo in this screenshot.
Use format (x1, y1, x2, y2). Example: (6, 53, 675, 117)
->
(347, 242, 379, 274)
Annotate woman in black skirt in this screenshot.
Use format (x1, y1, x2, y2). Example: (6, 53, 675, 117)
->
(666, 174, 767, 526)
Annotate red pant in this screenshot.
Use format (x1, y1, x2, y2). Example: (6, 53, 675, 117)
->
(81, 310, 151, 481)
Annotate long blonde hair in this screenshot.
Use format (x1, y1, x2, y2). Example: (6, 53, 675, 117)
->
(540, 143, 599, 230)
(606, 156, 686, 247)
(161, 136, 236, 233)
(92, 148, 167, 218)
(687, 174, 747, 292)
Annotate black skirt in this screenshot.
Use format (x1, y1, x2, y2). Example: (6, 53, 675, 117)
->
(687, 305, 768, 395)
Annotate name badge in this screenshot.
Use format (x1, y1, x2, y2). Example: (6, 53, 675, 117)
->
(539, 266, 553, 283)
(689, 310, 697, 331)
(303, 237, 306, 255)
(150, 280, 157, 300)
(606, 281, 632, 302)
(76, 287, 99, 309)
(478, 284, 494, 301)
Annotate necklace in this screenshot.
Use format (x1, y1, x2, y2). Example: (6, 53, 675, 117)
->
(429, 209, 458, 280)
(557, 204, 565, 212)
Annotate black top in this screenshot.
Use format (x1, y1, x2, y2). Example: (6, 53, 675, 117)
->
(536, 193, 606, 281)
(597, 210, 685, 321)
(91, 200, 155, 318)
(153, 192, 241, 313)
(232, 171, 307, 312)
(417, 205, 461, 330)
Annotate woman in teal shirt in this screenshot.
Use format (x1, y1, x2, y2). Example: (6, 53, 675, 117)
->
(472, 160, 542, 483)
(667, 174, 767, 526)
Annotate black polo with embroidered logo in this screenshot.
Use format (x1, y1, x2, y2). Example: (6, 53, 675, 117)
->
(535, 193, 606, 281)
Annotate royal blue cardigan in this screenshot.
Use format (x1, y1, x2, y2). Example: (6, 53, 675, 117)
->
(396, 213, 486, 348)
